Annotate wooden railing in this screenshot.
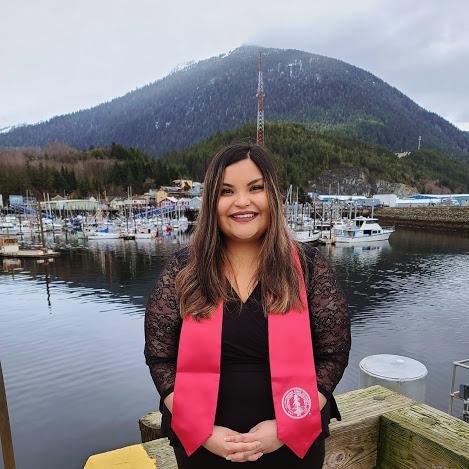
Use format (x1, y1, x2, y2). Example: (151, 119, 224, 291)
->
(0, 361, 16, 469)
(85, 385, 469, 468)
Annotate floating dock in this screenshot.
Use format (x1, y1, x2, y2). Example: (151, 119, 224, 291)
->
(0, 249, 60, 259)
(0, 237, 59, 258)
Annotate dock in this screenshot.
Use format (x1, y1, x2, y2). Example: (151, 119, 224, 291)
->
(84, 385, 469, 468)
(0, 236, 59, 258)
(0, 248, 60, 259)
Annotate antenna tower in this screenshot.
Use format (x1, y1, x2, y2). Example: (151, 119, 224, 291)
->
(256, 50, 265, 145)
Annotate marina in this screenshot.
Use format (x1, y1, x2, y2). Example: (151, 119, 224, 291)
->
(0, 228, 468, 469)
(2, 4, 469, 466)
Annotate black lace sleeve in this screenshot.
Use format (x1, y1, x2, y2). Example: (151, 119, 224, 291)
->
(304, 246, 351, 401)
(144, 251, 185, 401)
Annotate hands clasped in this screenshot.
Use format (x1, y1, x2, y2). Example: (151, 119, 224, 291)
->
(202, 420, 283, 462)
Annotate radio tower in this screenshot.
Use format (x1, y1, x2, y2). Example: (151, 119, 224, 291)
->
(256, 50, 265, 145)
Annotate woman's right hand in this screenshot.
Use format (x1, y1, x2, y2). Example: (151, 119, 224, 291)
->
(202, 425, 263, 461)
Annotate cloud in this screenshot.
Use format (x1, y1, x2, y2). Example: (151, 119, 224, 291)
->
(0, 0, 468, 129)
(252, 0, 469, 123)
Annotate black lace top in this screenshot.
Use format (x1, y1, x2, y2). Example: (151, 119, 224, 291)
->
(144, 244, 351, 443)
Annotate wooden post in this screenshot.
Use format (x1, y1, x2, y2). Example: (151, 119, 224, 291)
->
(324, 385, 414, 469)
(377, 402, 469, 469)
(0, 361, 16, 469)
(139, 411, 163, 443)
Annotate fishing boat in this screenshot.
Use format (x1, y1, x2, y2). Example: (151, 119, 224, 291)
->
(331, 217, 394, 243)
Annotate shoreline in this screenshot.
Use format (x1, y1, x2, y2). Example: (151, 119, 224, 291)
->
(375, 207, 469, 233)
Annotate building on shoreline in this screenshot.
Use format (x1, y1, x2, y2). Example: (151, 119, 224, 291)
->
(312, 193, 469, 208)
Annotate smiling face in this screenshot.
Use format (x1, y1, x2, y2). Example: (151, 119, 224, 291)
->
(217, 157, 270, 244)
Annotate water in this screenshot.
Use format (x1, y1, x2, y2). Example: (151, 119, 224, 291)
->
(1, 229, 468, 469)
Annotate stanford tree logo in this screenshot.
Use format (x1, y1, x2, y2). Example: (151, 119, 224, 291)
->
(282, 387, 311, 419)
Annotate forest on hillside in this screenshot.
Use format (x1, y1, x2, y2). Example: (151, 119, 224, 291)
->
(1, 123, 469, 199)
(0, 143, 181, 198)
(162, 123, 469, 193)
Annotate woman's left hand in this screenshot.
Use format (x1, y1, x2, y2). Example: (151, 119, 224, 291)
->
(224, 419, 283, 462)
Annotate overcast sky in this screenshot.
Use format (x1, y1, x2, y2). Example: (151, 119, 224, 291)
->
(1, 0, 468, 131)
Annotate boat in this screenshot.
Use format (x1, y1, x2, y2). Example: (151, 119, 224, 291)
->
(86, 227, 120, 240)
(42, 218, 63, 232)
(0, 221, 20, 236)
(291, 229, 321, 243)
(119, 231, 136, 240)
(134, 227, 157, 240)
(331, 217, 394, 243)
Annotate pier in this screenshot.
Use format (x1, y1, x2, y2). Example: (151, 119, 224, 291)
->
(84, 385, 469, 468)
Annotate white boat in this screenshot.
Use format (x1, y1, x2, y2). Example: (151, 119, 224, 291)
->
(134, 227, 156, 240)
(0, 222, 20, 236)
(86, 227, 120, 240)
(331, 217, 394, 243)
(292, 229, 321, 243)
(42, 219, 63, 232)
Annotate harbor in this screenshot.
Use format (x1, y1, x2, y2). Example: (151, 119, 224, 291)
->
(0, 227, 468, 469)
(2, 2, 469, 466)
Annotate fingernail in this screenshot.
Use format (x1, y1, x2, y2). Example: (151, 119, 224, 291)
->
(225, 456, 231, 461)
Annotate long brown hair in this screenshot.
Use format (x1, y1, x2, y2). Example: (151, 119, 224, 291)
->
(175, 143, 305, 319)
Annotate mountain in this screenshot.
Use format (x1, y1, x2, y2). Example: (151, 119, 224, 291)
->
(1, 45, 469, 160)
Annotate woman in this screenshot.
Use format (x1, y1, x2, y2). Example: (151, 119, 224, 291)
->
(145, 144, 351, 468)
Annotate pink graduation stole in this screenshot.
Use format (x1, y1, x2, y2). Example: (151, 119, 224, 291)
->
(171, 245, 321, 458)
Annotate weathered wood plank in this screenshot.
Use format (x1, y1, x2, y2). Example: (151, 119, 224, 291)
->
(377, 402, 469, 469)
(90, 385, 426, 468)
(143, 438, 177, 469)
(324, 385, 415, 468)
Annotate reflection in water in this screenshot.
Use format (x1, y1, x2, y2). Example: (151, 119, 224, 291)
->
(0, 228, 468, 469)
(325, 240, 392, 266)
(44, 264, 51, 308)
(2, 258, 22, 273)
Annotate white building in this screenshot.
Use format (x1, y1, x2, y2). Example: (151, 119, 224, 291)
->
(374, 194, 398, 207)
(315, 195, 368, 202)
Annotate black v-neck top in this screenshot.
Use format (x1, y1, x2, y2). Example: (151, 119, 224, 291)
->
(144, 244, 351, 463)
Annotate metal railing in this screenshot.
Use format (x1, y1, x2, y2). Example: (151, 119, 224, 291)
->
(449, 358, 469, 423)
